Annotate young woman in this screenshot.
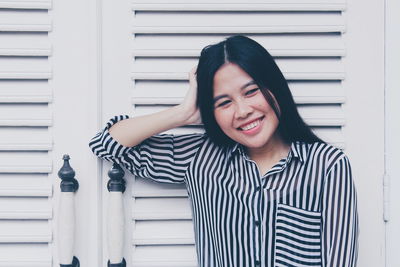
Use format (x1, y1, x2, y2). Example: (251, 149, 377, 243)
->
(90, 35, 358, 267)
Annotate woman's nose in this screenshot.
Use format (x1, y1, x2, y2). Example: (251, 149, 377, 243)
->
(234, 100, 252, 119)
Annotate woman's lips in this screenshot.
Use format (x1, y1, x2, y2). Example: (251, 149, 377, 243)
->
(237, 117, 264, 135)
(238, 116, 264, 130)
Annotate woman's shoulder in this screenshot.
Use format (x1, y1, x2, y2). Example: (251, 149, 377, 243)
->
(301, 141, 349, 171)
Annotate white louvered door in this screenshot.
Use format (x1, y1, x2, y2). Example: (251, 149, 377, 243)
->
(101, 1, 385, 267)
(89, 1, 387, 267)
(0, 1, 53, 266)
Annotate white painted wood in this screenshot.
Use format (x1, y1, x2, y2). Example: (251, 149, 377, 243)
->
(385, 0, 400, 265)
(132, 71, 345, 81)
(0, 47, 52, 56)
(98, 0, 385, 266)
(0, 142, 52, 151)
(0, 185, 52, 196)
(131, 96, 345, 105)
(0, 0, 52, 9)
(132, 2, 346, 11)
(132, 11, 344, 27)
(107, 192, 125, 264)
(0, 244, 51, 266)
(133, 34, 345, 51)
(0, 119, 51, 127)
(343, 1, 385, 266)
(0, 260, 52, 267)
(0, 23, 51, 32)
(133, 179, 188, 197)
(132, 25, 345, 34)
(133, 198, 192, 220)
(57, 192, 75, 265)
(0, 220, 52, 242)
(132, 245, 197, 267)
(102, 0, 134, 266)
(0, 71, 52, 79)
(51, 0, 104, 265)
(133, 221, 194, 245)
(0, 166, 51, 173)
(133, 48, 345, 57)
(0, 197, 51, 219)
(0, 92, 52, 103)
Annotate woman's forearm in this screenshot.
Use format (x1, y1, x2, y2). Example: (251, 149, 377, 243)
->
(108, 105, 192, 148)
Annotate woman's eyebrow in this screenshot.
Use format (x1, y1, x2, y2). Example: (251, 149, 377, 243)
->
(240, 80, 256, 90)
(213, 94, 228, 104)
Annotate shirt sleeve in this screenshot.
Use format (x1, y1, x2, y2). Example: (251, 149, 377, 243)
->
(321, 155, 359, 267)
(88, 115, 205, 184)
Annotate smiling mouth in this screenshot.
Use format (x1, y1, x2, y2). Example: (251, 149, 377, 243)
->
(238, 117, 264, 131)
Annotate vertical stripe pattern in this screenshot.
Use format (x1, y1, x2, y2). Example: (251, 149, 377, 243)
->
(89, 116, 358, 267)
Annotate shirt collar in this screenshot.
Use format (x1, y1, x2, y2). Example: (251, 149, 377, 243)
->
(289, 141, 308, 163)
(229, 142, 245, 158)
(229, 141, 309, 164)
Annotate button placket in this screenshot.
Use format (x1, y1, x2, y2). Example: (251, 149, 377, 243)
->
(244, 155, 264, 266)
(253, 163, 263, 267)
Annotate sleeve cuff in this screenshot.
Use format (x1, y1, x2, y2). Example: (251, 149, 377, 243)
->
(103, 115, 131, 158)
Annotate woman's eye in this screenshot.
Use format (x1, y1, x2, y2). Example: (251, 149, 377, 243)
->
(245, 88, 259, 96)
(216, 100, 231, 108)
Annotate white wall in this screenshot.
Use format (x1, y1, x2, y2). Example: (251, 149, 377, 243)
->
(385, 0, 400, 266)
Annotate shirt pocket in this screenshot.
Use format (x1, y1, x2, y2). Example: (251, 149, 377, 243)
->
(274, 203, 322, 267)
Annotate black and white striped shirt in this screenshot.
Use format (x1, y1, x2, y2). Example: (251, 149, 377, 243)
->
(89, 115, 358, 267)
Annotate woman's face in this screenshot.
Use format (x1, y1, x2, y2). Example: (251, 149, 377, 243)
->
(213, 63, 281, 150)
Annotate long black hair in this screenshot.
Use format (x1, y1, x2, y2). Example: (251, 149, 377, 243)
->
(196, 35, 324, 147)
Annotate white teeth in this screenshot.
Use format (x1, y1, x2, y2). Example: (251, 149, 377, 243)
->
(241, 120, 260, 131)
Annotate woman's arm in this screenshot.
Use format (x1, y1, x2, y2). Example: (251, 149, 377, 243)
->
(321, 155, 359, 267)
(108, 68, 200, 147)
(89, 68, 203, 184)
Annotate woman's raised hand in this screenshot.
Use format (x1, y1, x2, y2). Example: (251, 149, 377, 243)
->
(179, 67, 201, 125)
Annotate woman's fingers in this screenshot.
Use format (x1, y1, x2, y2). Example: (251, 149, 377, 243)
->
(189, 66, 197, 90)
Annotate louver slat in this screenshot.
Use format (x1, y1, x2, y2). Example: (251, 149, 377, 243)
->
(0, 23, 51, 32)
(132, 71, 345, 81)
(0, 0, 52, 9)
(0, 72, 51, 79)
(133, 48, 345, 57)
(133, 221, 194, 245)
(0, 260, 51, 267)
(0, 186, 52, 196)
(132, 25, 345, 34)
(0, 47, 52, 56)
(130, 96, 345, 105)
(132, 1, 345, 12)
(132, 245, 197, 267)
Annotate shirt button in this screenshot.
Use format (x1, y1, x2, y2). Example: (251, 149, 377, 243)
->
(255, 260, 261, 266)
(255, 186, 261, 191)
(255, 220, 260, 226)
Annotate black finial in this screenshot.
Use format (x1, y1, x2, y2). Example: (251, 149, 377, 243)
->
(108, 258, 126, 267)
(58, 154, 79, 192)
(107, 163, 126, 193)
(60, 256, 80, 267)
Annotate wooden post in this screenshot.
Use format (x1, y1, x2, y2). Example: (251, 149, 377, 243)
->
(58, 155, 80, 267)
(107, 163, 126, 267)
